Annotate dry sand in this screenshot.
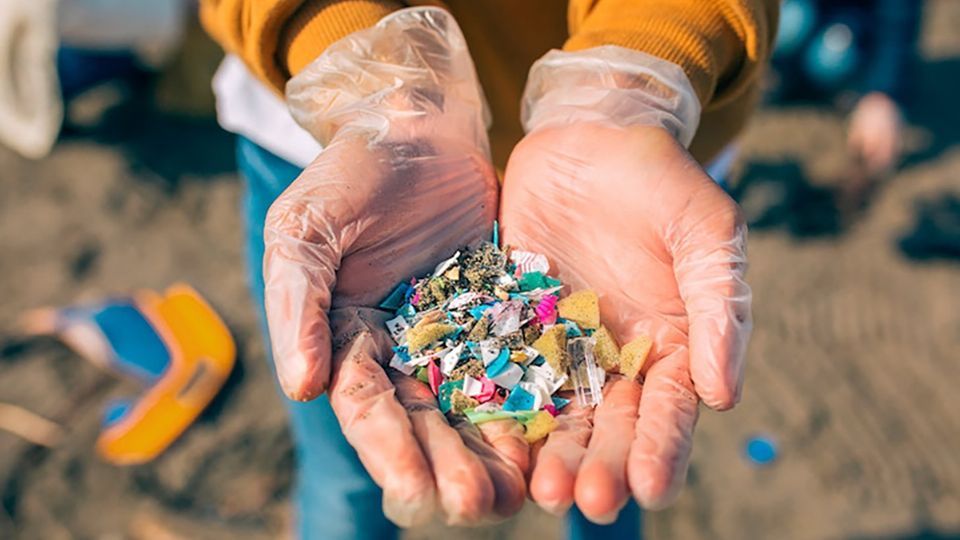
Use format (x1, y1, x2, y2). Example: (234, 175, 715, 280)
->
(1, 2, 959, 538)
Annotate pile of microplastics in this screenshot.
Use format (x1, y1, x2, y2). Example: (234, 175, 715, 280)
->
(381, 235, 652, 444)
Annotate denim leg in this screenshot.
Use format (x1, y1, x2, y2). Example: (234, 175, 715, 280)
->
(566, 501, 642, 540)
(236, 136, 397, 540)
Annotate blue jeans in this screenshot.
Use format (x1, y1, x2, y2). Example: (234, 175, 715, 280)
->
(236, 136, 642, 540)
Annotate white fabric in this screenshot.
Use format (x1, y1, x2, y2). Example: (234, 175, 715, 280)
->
(0, 0, 61, 159)
(212, 55, 322, 168)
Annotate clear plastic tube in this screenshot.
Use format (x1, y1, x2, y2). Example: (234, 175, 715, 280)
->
(567, 337, 604, 407)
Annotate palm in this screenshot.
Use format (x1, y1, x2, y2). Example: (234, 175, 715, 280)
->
(501, 124, 751, 518)
(265, 133, 534, 526)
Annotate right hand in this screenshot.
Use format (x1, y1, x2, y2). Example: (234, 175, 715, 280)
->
(264, 8, 528, 526)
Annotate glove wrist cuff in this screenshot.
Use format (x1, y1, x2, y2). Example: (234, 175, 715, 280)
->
(286, 7, 491, 152)
(521, 46, 701, 147)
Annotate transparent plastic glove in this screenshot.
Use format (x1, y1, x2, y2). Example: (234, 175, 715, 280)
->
(502, 47, 752, 519)
(265, 8, 527, 526)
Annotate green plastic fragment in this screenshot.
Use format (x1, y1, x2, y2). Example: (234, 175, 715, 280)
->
(464, 409, 540, 425)
(518, 271, 548, 291)
(438, 380, 465, 413)
(415, 366, 430, 384)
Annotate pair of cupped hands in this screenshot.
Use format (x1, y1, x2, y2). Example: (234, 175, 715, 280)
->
(263, 7, 752, 527)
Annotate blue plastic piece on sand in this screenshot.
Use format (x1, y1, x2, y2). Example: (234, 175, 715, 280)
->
(102, 398, 133, 427)
(91, 303, 170, 383)
(503, 386, 536, 412)
(745, 436, 778, 466)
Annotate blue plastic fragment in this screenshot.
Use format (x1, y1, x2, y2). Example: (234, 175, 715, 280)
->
(503, 386, 536, 412)
(745, 435, 778, 466)
(398, 304, 416, 319)
(492, 220, 500, 247)
(486, 348, 510, 378)
(563, 320, 583, 337)
(392, 346, 411, 363)
(551, 396, 571, 411)
(379, 283, 410, 310)
(469, 304, 492, 320)
(102, 398, 133, 427)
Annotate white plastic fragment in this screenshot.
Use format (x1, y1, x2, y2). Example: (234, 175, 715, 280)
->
(432, 250, 461, 277)
(489, 363, 524, 388)
(440, 343, 464, 375)
(385, 315, 410, 344)
(510, 250, 550, 274)
(389, 352, 417, 375)
(480, 342, 502, 366)
(461, 374, 483, 397)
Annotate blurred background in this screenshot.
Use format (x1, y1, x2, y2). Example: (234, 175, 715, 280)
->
(0, 0, 958, 538)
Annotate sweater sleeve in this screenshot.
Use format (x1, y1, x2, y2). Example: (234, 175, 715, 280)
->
(565, 0, 779, 108)
(200, 0, 402, 94)
(564, 0, 779, 161)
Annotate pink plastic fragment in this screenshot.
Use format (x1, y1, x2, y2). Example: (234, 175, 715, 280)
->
(410, 290, 421, 306)
(474, 377, 496, 403)
(544, 404, 558, 417)
(535, 295, 558, 325)
(428, 360, 441, 395)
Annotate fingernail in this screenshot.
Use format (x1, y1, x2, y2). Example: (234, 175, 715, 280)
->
(588, 509, 621, 525)
(383, 489, 436, 528)
(538, 499, 573, 517)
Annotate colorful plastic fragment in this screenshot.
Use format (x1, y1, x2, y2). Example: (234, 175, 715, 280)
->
(380, 242, 652, 435)
(567, 337, 605, 407)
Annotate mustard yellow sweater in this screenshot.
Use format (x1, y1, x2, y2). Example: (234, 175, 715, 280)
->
(200, 0, 778, 165)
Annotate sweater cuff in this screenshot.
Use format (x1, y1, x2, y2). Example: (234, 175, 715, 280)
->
(564, 1, 769, 107)
(280, 0, 403, 87)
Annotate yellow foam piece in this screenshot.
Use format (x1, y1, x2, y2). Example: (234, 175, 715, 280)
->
(557, 290, 600, 329)
(406, 323, 457, 352)
(523, 411, 560, 444)
(532, 324, 569, 375)
(620, 335, 652, 381)
(593, 325, 621, 372)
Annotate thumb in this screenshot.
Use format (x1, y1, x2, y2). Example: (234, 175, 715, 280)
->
(263, 189, 342, 401)
(668, 184, 752, 410)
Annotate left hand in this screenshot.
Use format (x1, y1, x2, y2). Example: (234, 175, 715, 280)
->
(847, 92, 902, 176)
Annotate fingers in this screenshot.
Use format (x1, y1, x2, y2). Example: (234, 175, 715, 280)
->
(263, 190, 341, 401)
(476, 419, 531, 477)
(326, 312, 436, 527)
(627, 347, 700, 510)
(671, 191, 752, 410)
(454, 417, 528, 520)
(529, 398, 593, 516)
(389, 372, 496, 525)
(573, 377, 642, 523)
